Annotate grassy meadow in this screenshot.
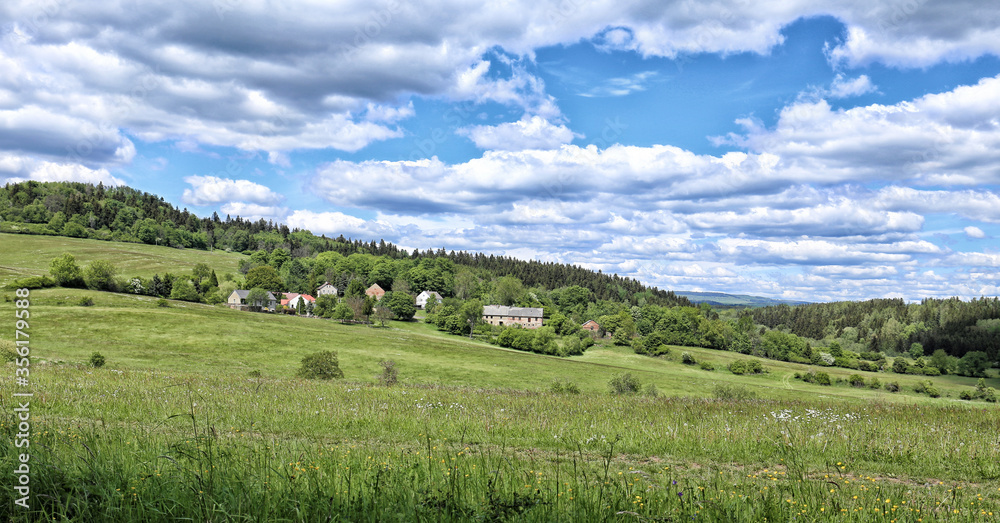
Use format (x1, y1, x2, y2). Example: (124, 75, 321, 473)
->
(0, 232, 244, 287)
(1, 235, 999, 520)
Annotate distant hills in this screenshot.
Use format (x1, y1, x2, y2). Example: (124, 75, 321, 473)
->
(676, 291, 810, 308)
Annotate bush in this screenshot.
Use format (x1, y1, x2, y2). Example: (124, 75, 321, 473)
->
(699, 361, 715, 371)
(84, 260, 118, 291)
(89, 352, 105, 368)
(913, 380, 933, 394)
(922, 367, 941, 376)
(959, 390, 974, 400)
(712, 383, 757, 401)
(868, 377, 881, 389)
(76, 296, 95, 306)
(925, 386, 941, 398)
(891, 358, 909, 374)
(728, 359, 765, 375)
(848, 374, 865, 388)
(6, 276, 56, 290)
(857, 360, 879, 372)
(550, 379, 581, 394)
(248, 369, 262, 378)
(156, 298, 170, 307)
(377, 360, 398, 386)
(884, 381, 900, 393)
(813, 371, 831, 386)
(1, 340, 17, 362)
(296, 351, 344, 380)
(984, 387, 997, 403)
(608, 372, 642, 395)
(681, 352, 697, 365)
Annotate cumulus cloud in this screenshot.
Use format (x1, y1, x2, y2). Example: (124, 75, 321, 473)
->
(459, 116, 580, 151)
(182, 176, 285, 206)
(827, 74, 877, 98)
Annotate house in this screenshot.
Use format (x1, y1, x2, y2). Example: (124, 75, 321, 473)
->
(227, 289, 277, 311)
(581, 319, 601, 335)
(281, 293, 316, 309)
(366, 283, 386, 301)
(316, 282, 338, 297)
(482, 305, 544, 329)
(415, 290, 443, 309)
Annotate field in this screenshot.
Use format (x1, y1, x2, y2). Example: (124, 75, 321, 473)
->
(0, 232, 244, 287)
(1, 235, 999, 520)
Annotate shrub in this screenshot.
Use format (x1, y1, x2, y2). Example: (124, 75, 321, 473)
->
(89, 352, 105, 368)
(729, 359, 765, 375)
(608, 372, 641, 395)
(868, 377, 881, 389)
(922, 367, 941, 376)
(713, 383, 757, 401)
(813, 371, 832, 386)
(984, 387, 997, 403)
(1, 340, 17, 362)
(891, 358, 909, 374)
(156, 298, 170, 307)
(857, 360, 879, 372)
(550, 379, 581, 394)
(913, 380, 932, 394)
(248, 369, 262, 378)
(377, 360, 398, 386)
(84, 260, 118, 291)
(959, 390, 974, 400)
(699, 361, 715, 371)
(848, 374, 865, 388)
(77, 296, 94, 306)
(681, 352, 697, 365)
(49, 253, 85, 287)
(643, 383, 659, 397)
(925, 386, 941, 398)
(6, 276, 56, 290)
(296, 351, 344, 380)
(884, 381, 900, 393)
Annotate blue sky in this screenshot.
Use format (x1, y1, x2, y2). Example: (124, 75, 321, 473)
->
(2, 1, 1000, 301)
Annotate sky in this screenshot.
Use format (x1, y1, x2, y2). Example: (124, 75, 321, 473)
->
(1, 0, 999, 302)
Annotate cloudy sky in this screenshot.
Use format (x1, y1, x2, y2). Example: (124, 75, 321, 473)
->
(2, 1, 999, 302)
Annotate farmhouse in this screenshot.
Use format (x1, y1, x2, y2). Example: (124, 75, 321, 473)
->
(581, 319, 601, 334)
(281, 293, 315, 309)
(366, 283, 386, 300)
(415, 290, 443, 309)
(227, 289, 277, 311)
(482, 305, 544, 329)
(316, 282, 338, 297)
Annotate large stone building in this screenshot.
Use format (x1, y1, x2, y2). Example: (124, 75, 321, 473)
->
(482, 305, 544, 329)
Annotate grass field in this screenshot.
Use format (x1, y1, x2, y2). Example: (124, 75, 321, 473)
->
(1, 235, 999, 520)
(0, 232, 245, 287)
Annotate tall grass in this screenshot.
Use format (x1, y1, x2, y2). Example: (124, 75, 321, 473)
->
(2, 366, 998, 521)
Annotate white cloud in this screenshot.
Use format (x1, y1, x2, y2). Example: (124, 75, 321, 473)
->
(218, 202, 288, 222)
(182, 176, 285, 206)
(459, 116, 580, 151)
(827, 74, 876, 98)
(285, 210, 397, 238)
(964, 226, 986, 239)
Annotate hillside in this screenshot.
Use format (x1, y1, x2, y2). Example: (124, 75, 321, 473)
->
(0, 181, 690, 307)
(676, 291, 810, 307)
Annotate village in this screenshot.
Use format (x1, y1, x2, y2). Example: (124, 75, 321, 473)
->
(224, 282, 570, 331)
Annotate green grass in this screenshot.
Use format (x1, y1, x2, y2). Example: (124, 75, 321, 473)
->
(2, 366, 999, 521)
(4, 287, 997, 402)
(0, 232, 245, 287)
